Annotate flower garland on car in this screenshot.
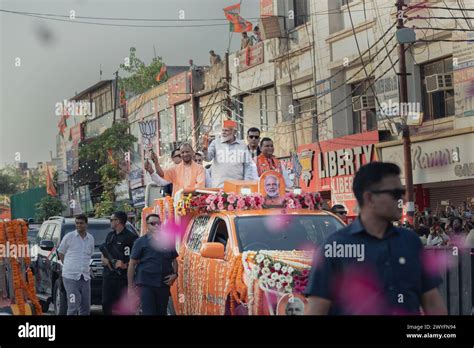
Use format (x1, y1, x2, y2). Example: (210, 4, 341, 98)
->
(243, 250, 312, 301)
(177, 191, 265, 216)
(283, 192, 323, 210)
(228, 255, 248, 315)
(176, 191, 324, 216)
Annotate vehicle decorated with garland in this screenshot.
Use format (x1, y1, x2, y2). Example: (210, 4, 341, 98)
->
(141, 171, 345, 315)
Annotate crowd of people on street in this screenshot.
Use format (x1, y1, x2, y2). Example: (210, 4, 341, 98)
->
(410, 202, 474, 248)
(54, 117, 470, 316)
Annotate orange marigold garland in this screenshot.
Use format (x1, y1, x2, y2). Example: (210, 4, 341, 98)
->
(165, 196, 174, 223)
(1, 221, 42, 315)
(157, 200, 165, 222)
(228, 255, 248, 315)
(0, 222, 6, 245)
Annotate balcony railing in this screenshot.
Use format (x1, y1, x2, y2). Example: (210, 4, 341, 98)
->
(237, 41, 265, 73)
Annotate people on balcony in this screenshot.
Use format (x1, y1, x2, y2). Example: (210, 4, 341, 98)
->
(209, 50, 221, 65)
(252, 26, 262, 44)
(241, 32, 252, 50)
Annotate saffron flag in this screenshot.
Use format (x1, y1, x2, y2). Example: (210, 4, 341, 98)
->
(57, 117, 67, 137)
(224, 3, 253, 33)
(156, 64, 167, 82)
(57, 107, 70, 137)
(46, 166, 57, 196)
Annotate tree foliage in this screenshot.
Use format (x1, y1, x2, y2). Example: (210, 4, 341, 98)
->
(0, 165, 46, 195)
(35, 195, 65, 222)
(0, 170, 22, 195)
(119, 47, 168, 95)
(79, 121, 137, 217)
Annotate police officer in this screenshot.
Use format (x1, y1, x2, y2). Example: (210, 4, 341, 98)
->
(101, 211, 138, 315)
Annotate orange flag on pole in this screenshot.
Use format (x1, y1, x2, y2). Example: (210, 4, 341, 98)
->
(224, 3, 253, 33)
(46, 166, 57, 196)
(156, 64, 167, 82)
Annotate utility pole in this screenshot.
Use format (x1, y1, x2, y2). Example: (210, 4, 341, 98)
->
(113, 71, 119, 124)
(397, 0, 415, 224)
(224, 50, 232, 119)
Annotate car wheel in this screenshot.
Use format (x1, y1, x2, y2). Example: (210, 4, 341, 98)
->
(53, 280, 67, 315)
(39, 300, 50, 313)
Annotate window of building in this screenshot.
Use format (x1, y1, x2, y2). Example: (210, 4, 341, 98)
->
(129, 121, 142, 172)
(158, 109, 175, 158)
(294, 96, 318, 142)
(243, 94, 261, 135)
(420, 57, 454, 121)
(176, 102, 192, 143)
(94, 95, 103, 117)
(101, 94, 108, 114)
(260, 87, 278, 132)
(350, 79, 377, 135)
(293, 0, 310, 27)
(105, 90, 112, 112)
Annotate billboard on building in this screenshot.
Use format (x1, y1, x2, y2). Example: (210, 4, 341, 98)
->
(260, 0, 274, 17)
(453, 32, 474, 117)
(297, 131, 379, 216)
(168, 71, 191, 105)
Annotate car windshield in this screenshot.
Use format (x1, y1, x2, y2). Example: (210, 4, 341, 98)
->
(64, 223, 111, 246)
(27, 229, 38, 242)
(64, 222, 137, 246)
(235, 215, 344, 252)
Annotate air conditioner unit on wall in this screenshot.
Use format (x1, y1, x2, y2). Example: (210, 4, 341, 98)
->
(352, 95, 376, 112)
(261, 16, 283, 40)
(425, 73, 453, 93)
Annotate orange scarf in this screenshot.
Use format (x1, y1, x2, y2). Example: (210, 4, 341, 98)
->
(255, 154, 282, 176)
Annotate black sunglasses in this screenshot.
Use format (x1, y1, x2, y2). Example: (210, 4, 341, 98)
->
(248, 135, 260, 139)
(172, 154, 181, 159)
(370, 188, 406, 200)
(337, 211, 347, 215)
(148, 221, 161, 226)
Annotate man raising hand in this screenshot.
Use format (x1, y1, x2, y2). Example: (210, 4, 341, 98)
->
(145, 143, 205, 196)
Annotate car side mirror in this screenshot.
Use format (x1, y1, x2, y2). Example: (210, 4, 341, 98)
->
(40, 240, 55, 251)
(200, 242, 225, 260)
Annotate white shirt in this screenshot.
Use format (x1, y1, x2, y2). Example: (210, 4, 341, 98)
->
(465, 229, 474, 248)
(426, 232, 450, 247)
(57, 230, 95, 281)
(150, 172, 171, 186)
(205, 167, 212, 188)
(205, 136, 258, 188)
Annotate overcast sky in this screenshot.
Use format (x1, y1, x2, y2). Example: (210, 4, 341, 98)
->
(0, 0, 259, 167)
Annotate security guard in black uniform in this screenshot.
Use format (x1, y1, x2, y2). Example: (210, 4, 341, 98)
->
(101, 211, 138, 315)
